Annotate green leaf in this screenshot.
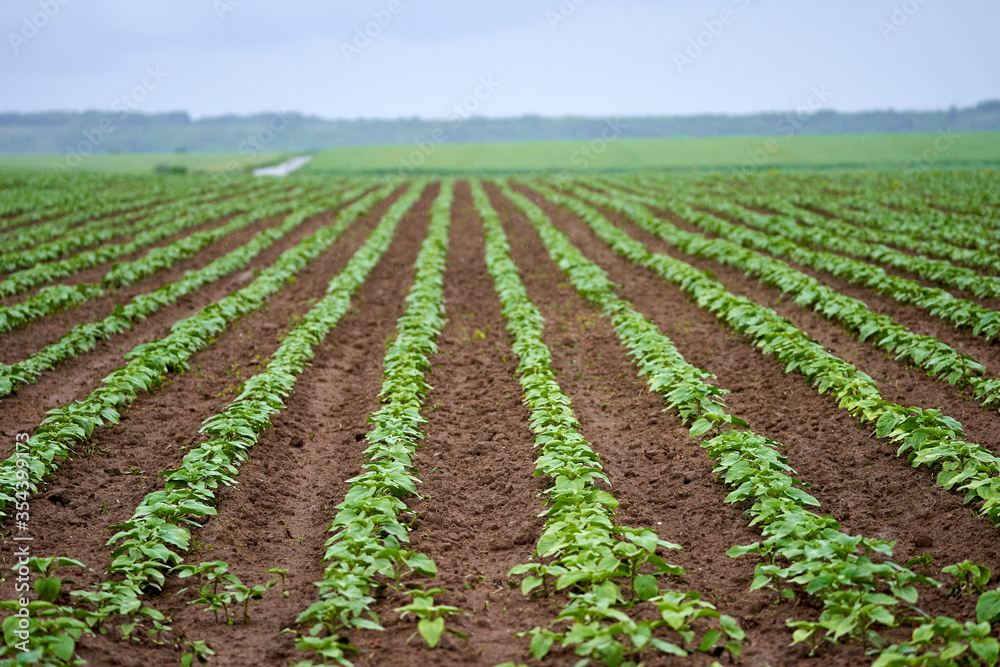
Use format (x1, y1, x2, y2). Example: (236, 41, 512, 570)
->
(792, 627, 814, 644)
(50, 633, 75, 661)
(418, 617, 445, 648)
(530, 631, 554, 660)
(970, 637, 999, 666)
(405, 552, 437, 578)
(521, 576, 544, 596)
(34, 576, 60, 602)
(976, 590, 1000, 624)
(699, 628, 722, 652)
(633, 574, 658, 601)
(689, 418, 713, 437)
(875, 411, 898, 438)
(625, 529, 658, 552)
(726, 543, 759, 558)
(649, 637, 687, 656)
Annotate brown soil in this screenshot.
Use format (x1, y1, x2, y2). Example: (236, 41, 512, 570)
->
(1, 180, 998, 667)
(573, 194, 1000, 454)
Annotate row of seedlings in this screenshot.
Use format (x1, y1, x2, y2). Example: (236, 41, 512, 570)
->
(560, 181, 1000, 410)
(689, 190, 1000, 300)
(744, 194, 1000, 277)
(0, 178, 273, 259)
(497, 180, 999, 666)
(594, 178, 1000, 351)
(0, 183, 427, 667)
(0, 183, 399, 519)
(0, 176, 193, 245)
(472, 180, 745, 666)
(0, 184, 338, 334)
(293, 181, 457, 665)
(0, 179, 298, 298)
(526, 183, 1000, 526)
(0, 182, 374, 397)
(784, 194, 1000, 260)
(0, 171, 224, 234)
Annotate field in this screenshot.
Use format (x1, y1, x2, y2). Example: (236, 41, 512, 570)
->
(1, 167, 1000, 667)
(4, 132, 1000, 177)
(303, 132, 1000, 174)
(0, 153, 289, 174)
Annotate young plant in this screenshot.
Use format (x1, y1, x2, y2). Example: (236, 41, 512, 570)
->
(943, 561, 992, 597)
(180, 639, 216, 667)
(394, 588, 468, 648)
(175, 560, 277, 624)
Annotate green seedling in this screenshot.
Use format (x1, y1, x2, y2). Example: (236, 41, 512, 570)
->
(180, 639, 216, 667)
(394, 588, 467, 648)
(175, 560, 277, 624)
(9, 557, 88, 603)
(267, 568, 289, 596)
(942, 560, 992, 597)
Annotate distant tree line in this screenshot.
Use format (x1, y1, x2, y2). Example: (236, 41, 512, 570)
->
(1, 101, 998, 154)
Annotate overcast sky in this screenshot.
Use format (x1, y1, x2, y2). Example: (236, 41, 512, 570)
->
(2, 0, 998, 120)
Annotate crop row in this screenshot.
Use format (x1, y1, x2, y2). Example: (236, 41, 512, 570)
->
(0, 184, 330, 335)
(561, 180, 1000, 411)
(601, 178, 1000, 347)
(742, 194, 1000, 278)
(691, 191, 1000, 300)
(504, 180, 999, 664)
(0, 172, 193, 231)
(0, 181, 298, 299)
(790, 194, 1000, 257)
(106, 181, 427, 621)
(0, 179, 270, 260)
(0, 177, 215, 259)
(0, 182, 372, 398)
(0, 183, 397, 519)
(528, 182, 1000, 525)
(295, 181, 454, 664)
(812, 185, 999, 230)
(0, 183, 421, 666)
(472, 180, 744, 666)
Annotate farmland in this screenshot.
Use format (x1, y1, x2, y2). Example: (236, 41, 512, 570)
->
(1, 168, 1000, 667)
(302, 133, 1000, 175)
